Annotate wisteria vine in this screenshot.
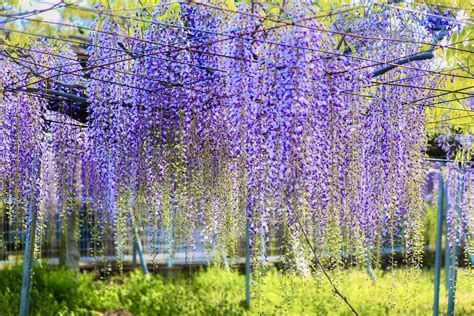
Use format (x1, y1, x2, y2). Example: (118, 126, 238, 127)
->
(0, 1, 472, 289)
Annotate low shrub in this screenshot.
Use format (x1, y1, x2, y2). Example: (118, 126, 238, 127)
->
(0, 264, 472, 315)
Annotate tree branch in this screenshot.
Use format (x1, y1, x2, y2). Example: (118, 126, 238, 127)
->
(372, 30, 447, 77)
(296, 217, 359, 316)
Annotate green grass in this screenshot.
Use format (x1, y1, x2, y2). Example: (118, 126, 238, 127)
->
(0, 264, 472, 315)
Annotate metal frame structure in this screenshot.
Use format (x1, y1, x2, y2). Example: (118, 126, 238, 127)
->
(432, 162, 467, 316)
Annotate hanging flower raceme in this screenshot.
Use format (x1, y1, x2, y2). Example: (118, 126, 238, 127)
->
(218, 1, 437, 272)
(84, 3, 244, 263)
(443, 132, 473, 263)
(0, 52, 46, 254)
(0, 39, 88, 258)
(446, 162, 472, 248)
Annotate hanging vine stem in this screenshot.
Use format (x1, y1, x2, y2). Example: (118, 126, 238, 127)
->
(296, 217, 359, 316)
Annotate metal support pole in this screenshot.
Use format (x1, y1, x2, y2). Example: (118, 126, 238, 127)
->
(447, 168, 463, 316)
(433, 166, 444, 316)
(133, 227, 148, 275)
(445, 244, 450, 288)
(19, 156, 39, 316)
(167, 221, 174, 268)
(447, 244, 458, 316)
(445, 248, 450, 291)
(132, 239, 137, 267)
(445, 178, 450, 291)
(221, 247, 230, 271)
(365, 252, 376, 285)
(19, 204, 37, 316)
(129, 188, 148, 275)
(168, 170, 175, 269)
(245, 218, 251, 310)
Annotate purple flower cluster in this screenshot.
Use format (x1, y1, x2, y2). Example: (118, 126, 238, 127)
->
(419, 6, 458, 33)
(1, 2, 471, 272)
(0, 41, 83, 253)
(445, 163, 471, 249)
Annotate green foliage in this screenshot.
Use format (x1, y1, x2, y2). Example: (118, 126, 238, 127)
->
(0, 264, 100, 315)
(0, 264, 473, 315)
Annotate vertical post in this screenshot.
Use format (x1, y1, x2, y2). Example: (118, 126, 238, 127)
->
(129, 188, 148, 275)
(168, 170, 175, 269)
(132, 242, 137, 267)
(167, 221, 174, 268)
(433, 166, 444, 316)
(19, 155, 39, 316)
(445, 177, 450, 291)
(245, 218, 251, 310)
(365, 252, 376, 285)
(221, 246, 230, 271)
(447, 167, 463, 316)
(133, 227, 148, 275)
(446, 244, 458, 316)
